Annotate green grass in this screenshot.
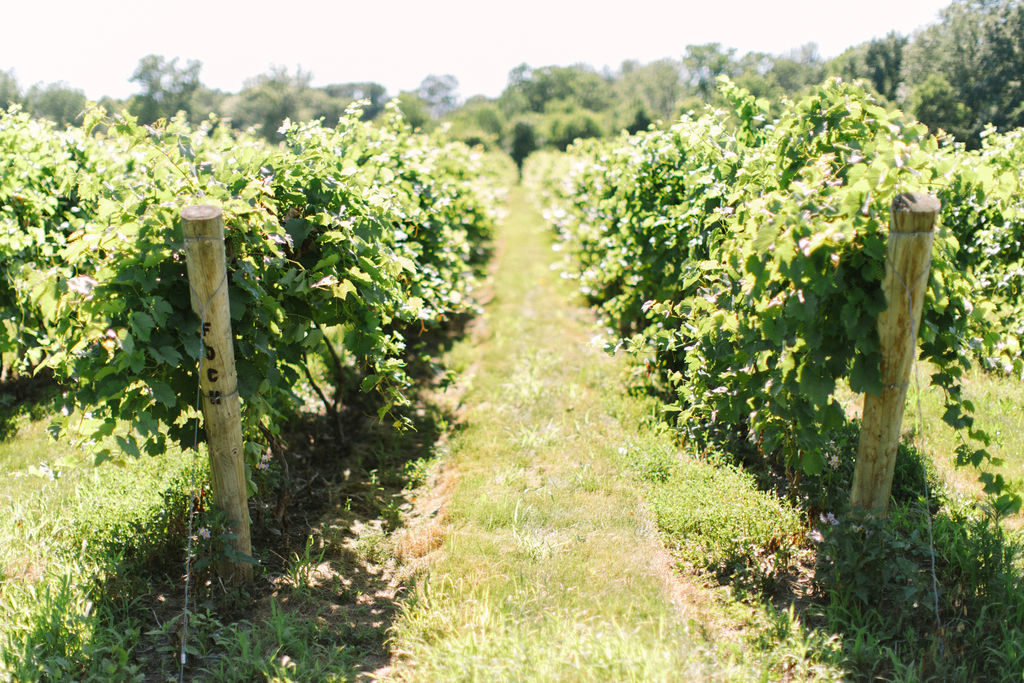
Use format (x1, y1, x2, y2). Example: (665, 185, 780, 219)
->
(0, 411, 395, 681)
(912, 366, 1024, 514)
(0, 417, 60, 473)
(0, 410, 203, 679)
(0, 373, 438, 679)
(399, 182, 1024, 681)
(646, 460, 802, 576)
(834, 361, 1024, 516)
(386, 186, 843, 680)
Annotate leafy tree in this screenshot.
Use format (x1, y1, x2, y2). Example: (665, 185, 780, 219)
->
(322, 82, 389, 120)
(615, 59, 683, 122)
(188, 87, 228, 122)
(300, 88, 351, 127)
(509, 118, 539, 177)
(624, 106, 652, 134)
(395, 91, 433, 130)
(830, 32, 907, 102)
(723, 44, 824, 100)
(418, 74, 459, 118)
(96, 96, 123, 119)
(444, 97, 505, 148)
(24, 82, 87, 127)
(229, 66, 312, 139)
(731, 52, 786, 99)
(462, 97, 504, 136)
(129, 55, 202, 124)
(902, 0, 1024, 146)
(907, 72, 973, 140)
(0, 70, 19, 109)
(768, 43, 824, 94)
(547, 110, 603, 151)
(683, 43, 738, 100)
(501, 64, 612, 114)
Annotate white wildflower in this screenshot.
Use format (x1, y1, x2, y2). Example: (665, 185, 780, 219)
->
(67, 275, 98, 297)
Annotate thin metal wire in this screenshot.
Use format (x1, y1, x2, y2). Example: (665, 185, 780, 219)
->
(204, 388, 240, 405)
(179, 269, 229, 683)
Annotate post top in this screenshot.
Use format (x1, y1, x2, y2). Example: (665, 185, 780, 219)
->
(890, 192, 940, 235)
(181, 204, 222, 222)
(892, 192, 940, 215)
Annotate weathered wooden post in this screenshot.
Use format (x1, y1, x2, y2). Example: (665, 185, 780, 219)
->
(181, 205, 253, 583)
(850, 193, 939, 515)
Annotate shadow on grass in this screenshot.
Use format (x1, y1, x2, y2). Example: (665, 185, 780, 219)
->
(0, 368, 61, 441)
(639, 414, 1024, 681)
(171, 383, 457, 681)
(0, 332, 464, 680)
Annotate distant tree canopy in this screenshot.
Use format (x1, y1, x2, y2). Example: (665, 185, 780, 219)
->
(902, 0, 1024, 146)
(0, 71, 87, 127)
(615, 59, 683, 122)
(502, 63, 612, 115)
(129, 54, 202, 124)
(830, 32, 907, 102)
(450, 43, 832, 165)
(445, 96, 505, 148)
(5, 1, 1021, 153)
(490, 64, 613, 159)
(418, 74, 460, 118)
(908, 72, 974, 141)
(118, 56, 400, 138)
(395, 91, 433, 131)
(24, 82, 87, 127)
(683, 43, 738, 100)
(469, 0, 1024, 161)
(227, 66, 313, 139)
(508, 118, 539, 175)
(0, 70, 19, 110)
(322, 82, 389, 120)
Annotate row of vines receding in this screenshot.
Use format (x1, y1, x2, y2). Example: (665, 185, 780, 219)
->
(0, 101, 510, 481)
(527, 76, 1024, 513)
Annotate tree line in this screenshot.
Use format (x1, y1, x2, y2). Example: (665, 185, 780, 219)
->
(481, 0, 1023, 171)
(0, 57, 431, 137)
(2, 0, 1020, 168)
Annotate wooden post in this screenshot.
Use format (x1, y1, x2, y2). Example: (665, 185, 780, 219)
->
(181, 205, 252, 584)
(850, 193, 939, 514)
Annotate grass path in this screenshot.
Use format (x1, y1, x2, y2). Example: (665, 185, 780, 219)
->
(385, 187, 829, 680)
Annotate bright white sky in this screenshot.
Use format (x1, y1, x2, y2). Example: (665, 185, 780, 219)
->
(3, 0, 952, 101)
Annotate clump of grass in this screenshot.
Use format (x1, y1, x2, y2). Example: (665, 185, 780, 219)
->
(633, 415, 1024, 680)
(285, 535, 327, 596)
(0, 416, 214, 679)
(618, 439, 675, 484)
(809, 499, 1024, 680)
(641, 415, 1024, 680)
(393, 520, 444, 563)
(0, 555, 147, 681)
(646, 458, 803, 581)
(355, 525, 392, 566)
(192, 599, 360, 681)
